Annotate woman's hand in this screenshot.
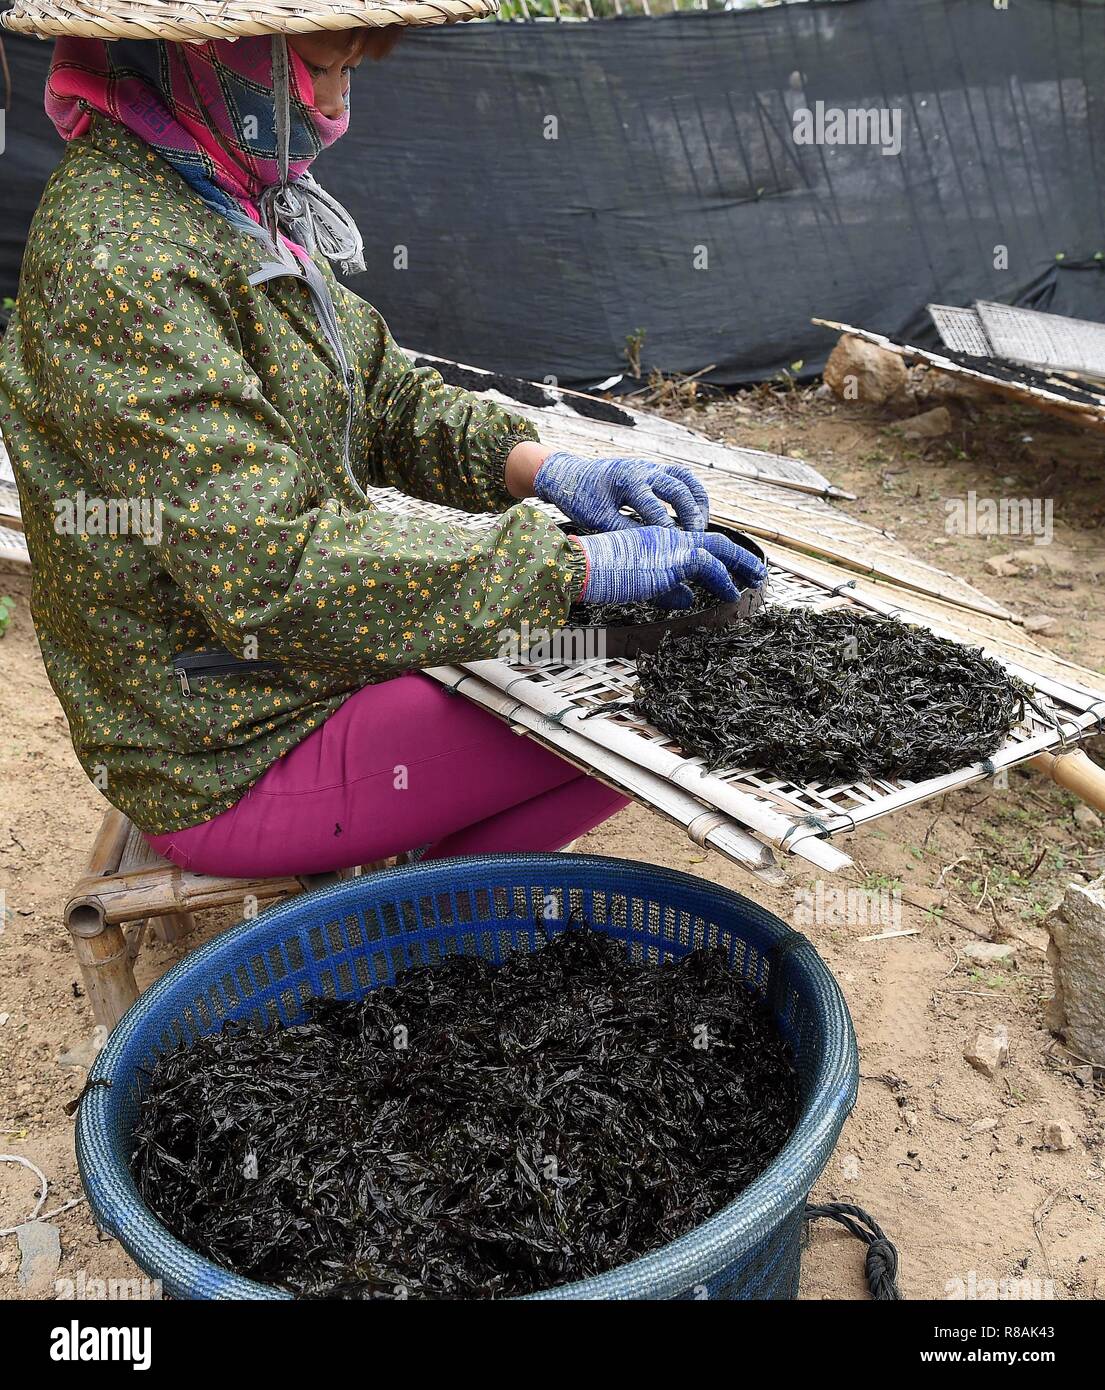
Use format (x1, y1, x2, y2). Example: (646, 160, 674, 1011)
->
(572, 527, 767, 609)
(532, 450, 710, 531)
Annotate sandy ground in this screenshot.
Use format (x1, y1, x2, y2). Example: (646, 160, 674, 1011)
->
(1, 380, 1103, 1302)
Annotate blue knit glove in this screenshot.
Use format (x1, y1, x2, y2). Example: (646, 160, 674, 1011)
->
(534, 451, 710, 531)
(574, 527, 767, 609)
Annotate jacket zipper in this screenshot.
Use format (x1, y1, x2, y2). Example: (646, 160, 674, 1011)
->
(247, 256, 362, 504)
(173, 649, 281, 698)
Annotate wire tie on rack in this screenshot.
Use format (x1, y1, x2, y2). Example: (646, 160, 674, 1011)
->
(1056, 717, 1084, 752)
(781, 813, 832, 847)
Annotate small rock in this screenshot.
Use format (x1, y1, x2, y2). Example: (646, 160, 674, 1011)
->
(1041, 1120, 1076, 1152)
(823, 334, 910, 405)
(966, 1116, 1000, 1136)
(0, 1012, 9, 1026)
(1023, 614, 1057, 634)
(1011, 545, 1080, 576)
(963, 941, 1017, 968)
(1047, 877, 1105, 1061)
(964, 1026, 1010, 1078)
(15, 1222, 61, 1298)
(893, 405, 953, 439)
(1074, 805, 1103, 832)
(919, 368, 994, 405)
(984, 552, 1021, 578)
(56, 1036, 100, 1071)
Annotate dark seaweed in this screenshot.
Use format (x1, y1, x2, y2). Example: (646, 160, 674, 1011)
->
(562, 393, 636, 426)
(130, 926, 799, 1300)
(412, 357, 555, 407)
(571, 580, 721, 627)
(615, 606, 1042, 785)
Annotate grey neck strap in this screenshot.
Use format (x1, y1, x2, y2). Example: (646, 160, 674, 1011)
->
(257, 35, 367, 277)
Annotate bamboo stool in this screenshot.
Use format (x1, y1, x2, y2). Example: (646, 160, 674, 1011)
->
(65, 807, 388, 1031)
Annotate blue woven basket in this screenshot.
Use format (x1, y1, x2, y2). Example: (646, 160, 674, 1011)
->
(76, 853, 858, 1300)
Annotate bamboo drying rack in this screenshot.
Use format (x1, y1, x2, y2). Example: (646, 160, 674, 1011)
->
(366, 482, 1105, 876)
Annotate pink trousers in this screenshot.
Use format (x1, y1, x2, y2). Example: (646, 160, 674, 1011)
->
(143, 673, 630, 878)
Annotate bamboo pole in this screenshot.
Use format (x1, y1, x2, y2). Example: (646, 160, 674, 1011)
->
(1029, 749, 1105, 814)
(65, 866, 303, 927)
(69, 925, 138, 1032)
(149, 912, 197, 945)
(83, 806, 131, 877)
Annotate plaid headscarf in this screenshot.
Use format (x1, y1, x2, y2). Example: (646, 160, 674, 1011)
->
(45, 35, 364, 270)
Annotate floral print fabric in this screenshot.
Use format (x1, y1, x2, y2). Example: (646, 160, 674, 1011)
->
(0, 118, 585, 834)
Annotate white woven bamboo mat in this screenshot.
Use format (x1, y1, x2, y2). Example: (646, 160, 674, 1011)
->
(0, 437, 29, 567)
(369, 485, 1105, 876)
(930, 301, 1105, 381)
(0, 525, 28, 567)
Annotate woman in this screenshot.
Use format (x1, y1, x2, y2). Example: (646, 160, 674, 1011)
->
(0, 1, 764, 877)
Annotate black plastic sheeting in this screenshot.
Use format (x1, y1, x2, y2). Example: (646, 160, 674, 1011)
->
(1, 0, 1104, 385)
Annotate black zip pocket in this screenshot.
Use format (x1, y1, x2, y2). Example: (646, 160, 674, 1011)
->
(172, 648, 281, 697)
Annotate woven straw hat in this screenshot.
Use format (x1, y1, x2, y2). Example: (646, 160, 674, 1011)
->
(0, 0, 499, 41)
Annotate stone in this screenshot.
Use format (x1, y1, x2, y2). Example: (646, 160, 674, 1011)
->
(15, 1221, 60, 1298)
(1074, 804, 1103, 831)
(56, 1036, 101, 1071)
(983, 552, 1021, 578)
(1011, 546, 1086, 579)
(1041, 1120, 1076, 1152)
(1046, 877, 1105, 1062)
(919, 368, 994, 405)
(963, 941, 1017, 968)
(823, 334, 909, 405)
(1022, 614, 1057, 634)
(964, 1026, 1010, 1078)
(892, 406, 953, 439)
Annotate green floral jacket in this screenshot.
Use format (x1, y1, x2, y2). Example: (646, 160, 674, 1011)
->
(0, 118, 586, 834)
